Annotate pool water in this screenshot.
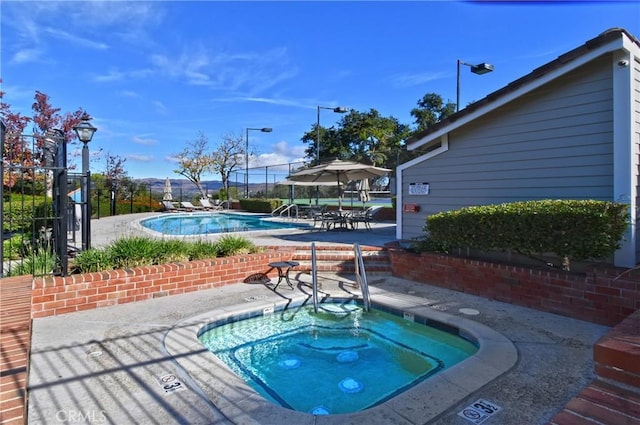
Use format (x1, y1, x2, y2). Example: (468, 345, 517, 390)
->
(140, 212, 308, 235)
(198, 302, 478, 415)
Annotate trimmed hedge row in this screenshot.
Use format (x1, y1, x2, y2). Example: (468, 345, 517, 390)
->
(238, 198, 283, 213)
(425, 200, 629, 262)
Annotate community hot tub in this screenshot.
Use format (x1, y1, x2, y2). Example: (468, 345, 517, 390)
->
(165, 290, 517, 423)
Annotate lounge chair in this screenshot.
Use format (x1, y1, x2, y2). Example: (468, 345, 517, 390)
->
(180, 201, 204, 211)
(199, 198, 228, 210)
(161, 200, 184, 212)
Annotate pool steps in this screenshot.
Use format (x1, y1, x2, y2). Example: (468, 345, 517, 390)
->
(290, 244, 391, 274)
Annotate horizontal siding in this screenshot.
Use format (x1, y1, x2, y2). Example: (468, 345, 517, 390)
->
(402, 56, 614, 240)
(634, 54, 640, 261)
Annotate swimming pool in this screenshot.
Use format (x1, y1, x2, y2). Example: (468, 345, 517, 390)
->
(165, 290, 517, 423)
(198, 301, 477, 415)
(139, 212, 310, 235)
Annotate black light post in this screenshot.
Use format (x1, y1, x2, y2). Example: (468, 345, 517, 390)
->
(456, 60, 493, 112)
(245, 127, 272, 198)
(0, 120, 5, 276)
(315, 105, 348, 204)
(73, 113, 97, 251)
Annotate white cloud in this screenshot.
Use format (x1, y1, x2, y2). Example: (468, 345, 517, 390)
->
(11, 49, 43, 65)
(131, 136, 158, 146)
(390, 71, 449, 88)
(127, 154, 154, 162)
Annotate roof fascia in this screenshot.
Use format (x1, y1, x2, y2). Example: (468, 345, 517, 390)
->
(408, 36, 628, 151)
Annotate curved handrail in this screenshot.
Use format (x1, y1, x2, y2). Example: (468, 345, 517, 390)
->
(271, 203, 299, 219)
(353, 243, 371, 312)
(311, 242, 319, 313)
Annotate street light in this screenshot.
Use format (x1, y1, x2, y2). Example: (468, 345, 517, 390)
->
(456, 60, 493, 111)
(245, 127, 272, 198)
(73, 113, 97, 251)
(316, 106, 348, 165)
(315, 105, 348, 204)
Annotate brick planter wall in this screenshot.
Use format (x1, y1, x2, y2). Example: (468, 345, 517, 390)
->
(388, 245, 640, 406)
(593, 308, 640, 387)
(387, 247, 640, 327)
(32, 248, 294, 318)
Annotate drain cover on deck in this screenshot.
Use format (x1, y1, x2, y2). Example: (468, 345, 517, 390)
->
(458, 399, 501, 424)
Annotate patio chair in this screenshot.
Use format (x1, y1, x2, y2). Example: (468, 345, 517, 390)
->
(309, 205, 329, 228)
(180, 201, 204, 211)
(350, 206, 383, 230)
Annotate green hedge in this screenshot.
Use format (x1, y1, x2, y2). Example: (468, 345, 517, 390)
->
(238, 198, 283, 213)
(2, 196, 50, 233)
(425, 200, 629, 262)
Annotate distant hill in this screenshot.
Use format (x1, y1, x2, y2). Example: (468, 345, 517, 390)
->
(138, 178, 223, 193)
(136, 178, 268, 197)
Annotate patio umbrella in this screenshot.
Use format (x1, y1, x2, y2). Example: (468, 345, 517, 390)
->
(162, 177, 173, 201)
(286, 159, 390, 210)
(358, 179, 371, 205)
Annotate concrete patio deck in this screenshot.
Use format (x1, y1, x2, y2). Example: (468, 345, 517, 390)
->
(3, 212, 636, 424)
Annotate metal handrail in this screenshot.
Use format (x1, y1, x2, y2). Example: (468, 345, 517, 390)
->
(353, 242, 371, 312)
(311, 242, 319, 313)
(271, 203, 298, 219)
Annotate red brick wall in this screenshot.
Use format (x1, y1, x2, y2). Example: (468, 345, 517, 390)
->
(387, 247, 640, 327)
(593, 309, 640, 387)
(32, 248, 294, 318)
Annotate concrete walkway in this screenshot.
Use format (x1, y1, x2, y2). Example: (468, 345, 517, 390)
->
(15, 212, 615, 424)
(26, 270, 609, 424)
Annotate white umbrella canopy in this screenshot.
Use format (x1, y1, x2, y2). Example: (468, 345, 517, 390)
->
(276, 179, 342, 187)
(162, 177, 173, 201)
(286, 159, 390, 209)
(286, 159, 390, 184)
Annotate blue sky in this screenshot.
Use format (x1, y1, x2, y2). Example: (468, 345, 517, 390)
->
(2, 1, 639, 181)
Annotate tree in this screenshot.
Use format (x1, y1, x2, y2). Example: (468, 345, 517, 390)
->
(1, 87, 86, 189)
(410, 93, 456, 133)
(211, 133, 245, 204)
(103, 152, 128, 193)
(338, 108, 409, 169)
(31, 91, 86, 168)
(173, 132, 214, 199)
(301, 108, 410, 171)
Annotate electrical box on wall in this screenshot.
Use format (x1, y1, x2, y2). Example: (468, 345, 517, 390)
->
(403, 203, 420, 213)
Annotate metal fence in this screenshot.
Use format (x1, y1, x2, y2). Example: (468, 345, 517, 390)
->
(1, 128, 89, 277)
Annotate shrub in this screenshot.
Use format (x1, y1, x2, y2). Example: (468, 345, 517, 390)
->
(70, 235, 258, 273)
(3, 234, 27, 260)
(187, 240, 220, 260)
(8, 252, 57, 277)
(238, 198, 282, 213)
(424, 199, 629, 266)
(215, 235, 258, 256)
(154, 239, 191, 263)
(106, 236, 159, 269)
(73, 248, 114, 273)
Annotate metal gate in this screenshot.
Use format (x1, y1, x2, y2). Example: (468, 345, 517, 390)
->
(1, 125, 88, 277)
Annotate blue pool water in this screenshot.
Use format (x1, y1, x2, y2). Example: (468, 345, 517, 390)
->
(198, 301, 478, 415)
(140, 212, 310, 235)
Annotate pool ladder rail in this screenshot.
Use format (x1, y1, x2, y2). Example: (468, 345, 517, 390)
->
(310, 242, 371, 313)
(271, 203, 299, 219)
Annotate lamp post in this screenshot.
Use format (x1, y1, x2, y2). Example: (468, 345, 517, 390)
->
(315, 106, 348, 204)
(245, 127, 272, 198)
(316, 106, 348, 165)
(456, 60, 493, 112)
(73, 113, 97, 251)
